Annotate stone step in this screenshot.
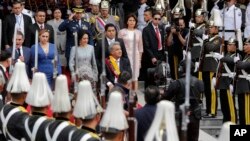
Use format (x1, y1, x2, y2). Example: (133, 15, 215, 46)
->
(200, 126, 222, 138)
(200, 116, 223, 126)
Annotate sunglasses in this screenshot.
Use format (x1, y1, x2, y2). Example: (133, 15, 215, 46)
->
(154, 18, 161, 21)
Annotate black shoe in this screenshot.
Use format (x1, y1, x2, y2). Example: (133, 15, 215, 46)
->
(202, 113, 216, 118)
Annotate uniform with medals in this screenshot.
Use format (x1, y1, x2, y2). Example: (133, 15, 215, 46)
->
(24, 72, 54, 141)
(236, 38, 250, 125)
(0, 61, 31, 141)
(202, 18, 222, 118)
(58, 6, 94, 65)
(94, 0, 120, 40)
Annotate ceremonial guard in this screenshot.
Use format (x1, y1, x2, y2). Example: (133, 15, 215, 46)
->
(58, 6, 94, 65)
(202, 9, 222, 118)
(0, 61, 30, 141)
(94, 0, 120, 39)
(235, 38, 250, 125)
(213, 37, 239, 123)
(99, 91, 129, 141)
(24, 72, 54, 141)
(221, 0, 242, 42)
(87, 0, 101, 22)
(164, 60, 204, 141)
(191, 9, 206, 78)
(45, 75, 78, 141)
(72, 80, 102, 140)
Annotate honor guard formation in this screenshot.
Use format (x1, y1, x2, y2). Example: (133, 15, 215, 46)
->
(1, 0, 250, 141)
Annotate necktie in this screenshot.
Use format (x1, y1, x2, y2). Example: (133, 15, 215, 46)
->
(155, 27, 161, 50)
(40, 25, 44, 29)
(17, 48, 21, 56)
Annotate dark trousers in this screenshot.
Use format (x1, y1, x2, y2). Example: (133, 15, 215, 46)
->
(169, 54, 182, 80)
(238, 93, 250, 125)
(202, 71, 218, 115)
(220, 89, 237, 123)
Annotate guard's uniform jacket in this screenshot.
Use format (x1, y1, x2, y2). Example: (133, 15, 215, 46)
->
(235, 54, 250, 124)
(0, 103, 30, 141)
(236, 54, 250, 94)
(24, 112, 54, 141)
(202, 34, 222, 72)
(45, 117, 78, 141)
(191, 23, 206, 61)
(218, 53, 238, 89)
(220, 4, 242, 41)
(58, 19, 94, 62)
(71, 126, 100, 141)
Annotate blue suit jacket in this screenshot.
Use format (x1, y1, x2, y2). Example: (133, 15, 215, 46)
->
(7, 46, 32, 78)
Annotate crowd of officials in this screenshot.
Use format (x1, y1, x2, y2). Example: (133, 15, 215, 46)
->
(0, 0, 250, 141)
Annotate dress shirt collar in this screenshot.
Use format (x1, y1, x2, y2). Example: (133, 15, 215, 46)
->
(107, 37, 115, 45)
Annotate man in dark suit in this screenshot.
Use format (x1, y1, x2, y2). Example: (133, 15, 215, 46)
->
(135, 85, 160, 141)
(3, 0, 32, 49)
(6, 31, 31, 78)
(105, 41, 131, 90)
(29, 9, 54, 46)
(0, 50, 11, 105)
(141, 11, 165, 87)
(95, 23, 128, 74)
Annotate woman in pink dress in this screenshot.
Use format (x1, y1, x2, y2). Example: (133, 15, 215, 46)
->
(118, 14, 143, 90)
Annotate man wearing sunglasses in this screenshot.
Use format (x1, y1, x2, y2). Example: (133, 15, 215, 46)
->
(141, 11, 165, 88)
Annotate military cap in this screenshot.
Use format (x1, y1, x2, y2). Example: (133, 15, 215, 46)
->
(72, 6, 84, 13)
(244, 38, 250, 44)
(228, 37, 236, 44)
(195, 9, 205, 16)
(89, 0, 101, 6)
(101, 0, 109, 9)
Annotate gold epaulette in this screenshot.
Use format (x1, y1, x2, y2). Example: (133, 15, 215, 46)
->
(90, 17, 96, 24)
(89, 132, 100, 139)
(114, 15, 120, 22)
(18, 106, 28, 112)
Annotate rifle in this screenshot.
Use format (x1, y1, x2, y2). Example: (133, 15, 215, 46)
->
(32, 30, 39, 74)
(180, 52, 191, 141)
(100, 33, 106, 109)
(128, 33, 138, 141)
(52, 30, 58, 90)
(215, 2, 226, 89)
(73, 32, 79, 95)
(9, 24, 18, 76)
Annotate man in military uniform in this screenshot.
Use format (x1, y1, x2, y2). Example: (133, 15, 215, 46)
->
(58, 6, 94, 66)
(221, 0, 242, 42)
(87, 0, 101, 22)
(202, 19, 222, 118)
(164, 60, 204, 141)
(213, 37, 239, 123)
(0, 61, 30, 141)
(235, 38, 250, 125)
(94, 0, 120, 40)
(191, 9, 207, 79)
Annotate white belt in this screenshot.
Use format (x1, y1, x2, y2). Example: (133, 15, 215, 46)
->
(205, 54, 213, 57)
(238, 75, 250, 81)
(193, 43, 202, 47)
(221, 73, 235, 78)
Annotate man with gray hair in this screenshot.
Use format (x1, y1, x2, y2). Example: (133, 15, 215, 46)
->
(105, 41, 132, 90)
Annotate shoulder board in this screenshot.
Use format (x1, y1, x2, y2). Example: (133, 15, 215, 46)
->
(18, 106, 28, 113)
(89, 132, 100, 139)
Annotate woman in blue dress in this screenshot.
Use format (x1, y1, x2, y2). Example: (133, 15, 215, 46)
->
(30, 29, 62, 88)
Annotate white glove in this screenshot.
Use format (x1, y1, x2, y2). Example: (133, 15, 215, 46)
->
(212, 77, 217, 87)
(202, 34, 209, 40)
(189, 21, 195, 28)
(213, 53, 223, 60)
(183, 50, 187, 56)
(234, 56, 240, 63)
(194, 62, 199, 72)
(229, 84, 234, 94)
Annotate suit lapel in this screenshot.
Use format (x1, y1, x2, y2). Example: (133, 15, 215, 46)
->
(149, 23, 157, 40)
